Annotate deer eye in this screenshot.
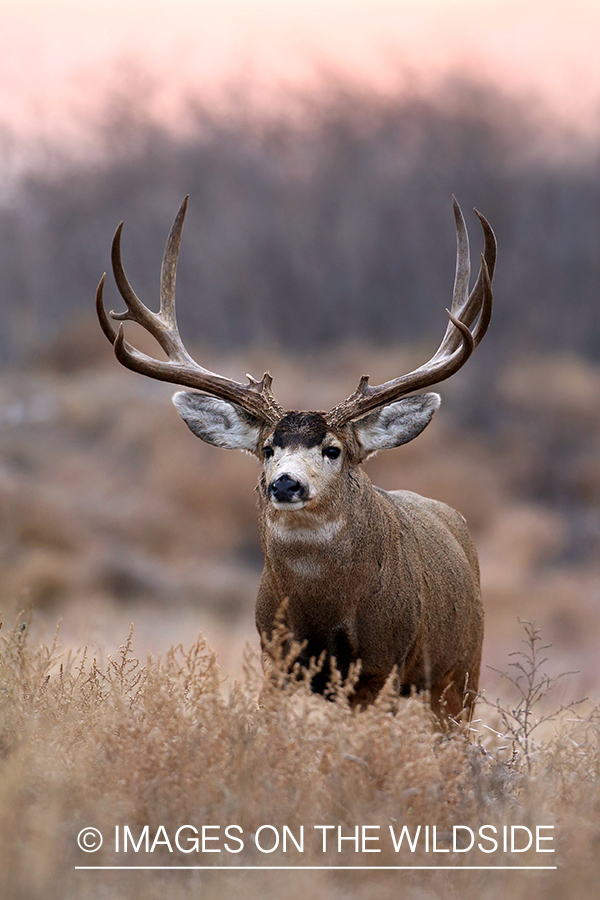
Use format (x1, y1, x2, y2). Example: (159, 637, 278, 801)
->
(263, 446, 274, 459)
(323, 446, 341, 460)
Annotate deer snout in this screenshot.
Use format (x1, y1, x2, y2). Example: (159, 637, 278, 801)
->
(269, 473, 307, 504)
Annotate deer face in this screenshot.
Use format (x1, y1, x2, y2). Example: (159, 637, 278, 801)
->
(172, 397, 347, 510)
(260, 412, 346, 511)
(172, 392, 441, 512)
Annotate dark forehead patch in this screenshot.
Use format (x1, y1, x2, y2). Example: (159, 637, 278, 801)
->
(271, 412, 329, 449)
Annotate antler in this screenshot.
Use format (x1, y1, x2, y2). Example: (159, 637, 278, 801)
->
(326, 198, 495, 427)
(96, 197, 284, 425)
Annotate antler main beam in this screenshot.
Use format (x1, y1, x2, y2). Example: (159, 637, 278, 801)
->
(96, 197, 284, 425)
(326, 198, 495, 427)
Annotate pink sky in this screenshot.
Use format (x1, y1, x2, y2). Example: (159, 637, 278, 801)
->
(1, 0, 599, 152)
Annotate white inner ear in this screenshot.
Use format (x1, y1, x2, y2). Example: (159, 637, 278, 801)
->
(354, 393, 441, 455)
(172, 392, 262, 452)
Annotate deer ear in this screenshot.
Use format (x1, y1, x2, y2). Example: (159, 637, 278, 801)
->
(353, 393, 441, 457)
(172, 392, 262, 453)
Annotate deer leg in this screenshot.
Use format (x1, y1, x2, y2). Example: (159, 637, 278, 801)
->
(349, 673, 392, 708)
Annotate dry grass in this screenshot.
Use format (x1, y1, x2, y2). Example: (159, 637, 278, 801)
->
(1, 343, 599, 897)
(0, 614, 599, 900)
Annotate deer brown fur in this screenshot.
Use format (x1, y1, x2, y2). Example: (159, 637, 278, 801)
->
(96, 196, 495, 723)
(254, 424, 483, 716)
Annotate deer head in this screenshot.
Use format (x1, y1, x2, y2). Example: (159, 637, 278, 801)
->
(96, 197, 494, 513)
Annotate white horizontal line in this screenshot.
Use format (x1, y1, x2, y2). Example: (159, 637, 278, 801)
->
(75, 865, 557, 871)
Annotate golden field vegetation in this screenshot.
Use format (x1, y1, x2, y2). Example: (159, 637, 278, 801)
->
(0, 338, 599, 898)
(0, 613, 599, 900)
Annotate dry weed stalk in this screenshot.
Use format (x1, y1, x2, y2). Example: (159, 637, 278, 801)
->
(484, 619, 587, 774)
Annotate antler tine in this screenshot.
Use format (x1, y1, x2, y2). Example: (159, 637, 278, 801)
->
(467, 211, 496, 345)
(452, 196, 471, 316)
(110, 201, 192, 364)
(160, 195, 188, 332)
(429, 197, 470, 362)
(431, 200, 496, 362)
(326, 199, 495, 428)
(96, 273, 117, 344)
(96, 199, 285, 425)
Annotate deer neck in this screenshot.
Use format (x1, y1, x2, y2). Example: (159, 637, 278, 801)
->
(257, 467, 381, 589)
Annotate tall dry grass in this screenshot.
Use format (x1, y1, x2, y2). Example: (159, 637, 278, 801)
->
(1, 613, 598, 900)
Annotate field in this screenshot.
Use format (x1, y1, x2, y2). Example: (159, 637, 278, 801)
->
(1, 340, 599, 899)
(1, 611, 599, 899)
(1, 76, 599, 899)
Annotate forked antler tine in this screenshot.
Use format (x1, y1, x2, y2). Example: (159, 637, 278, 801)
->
(109, 214, 187, 363)
(97, 198, 285, 425)
(431, 251, 493, 368)
(453, 209, 495, 333)
(326, 200, 495, 428)
(431, 201, 495, 362)
(327, 311, 476, 426)
(98, 266, 180, 369)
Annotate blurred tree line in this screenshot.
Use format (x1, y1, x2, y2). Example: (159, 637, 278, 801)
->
(0, 76, 599, 366)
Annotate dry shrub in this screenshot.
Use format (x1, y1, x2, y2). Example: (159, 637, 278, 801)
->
(0, 615, 599, 900)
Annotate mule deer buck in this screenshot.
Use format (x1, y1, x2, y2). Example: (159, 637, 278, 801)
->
(96, 196, 495, 721)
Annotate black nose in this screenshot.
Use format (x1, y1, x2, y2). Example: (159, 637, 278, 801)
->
(269, 474, 305, 503)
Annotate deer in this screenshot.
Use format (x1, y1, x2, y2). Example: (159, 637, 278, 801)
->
(96, 196, 495, 722)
